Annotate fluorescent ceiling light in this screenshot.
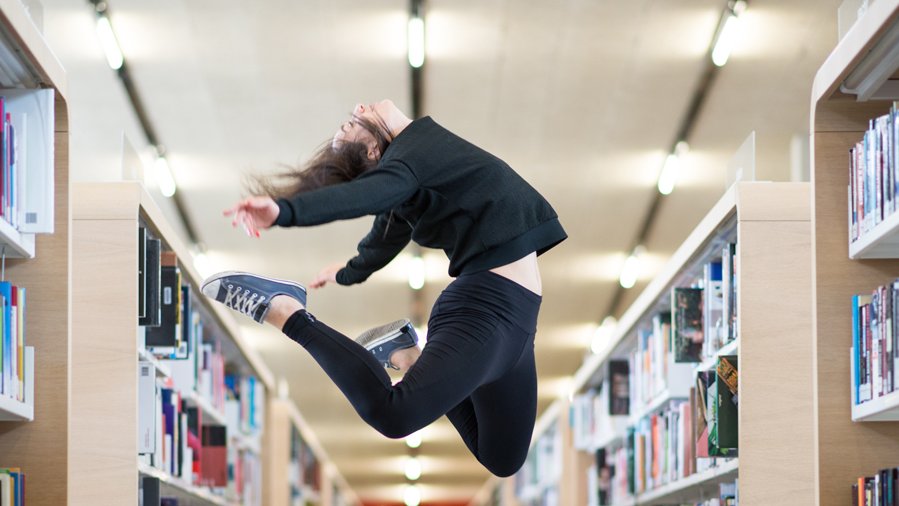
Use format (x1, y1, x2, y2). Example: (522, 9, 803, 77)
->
(408, 16, 425, 68)
(657, 153, 680, 195)
(618, 247, 644, 289)
(405, 432, 422, 449)
(590, 316, 618, 354)
(408, 255, 425, 290)
(154, 156, 177, 197)
(711, 1, 746, 67)
(404, 456, 422, 481)
(96, 16, 124, 70)
(403, 484, 421, 506)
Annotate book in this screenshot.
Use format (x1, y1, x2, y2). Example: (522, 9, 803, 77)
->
(138, 361, 156, 454)
(609, 360, 629, 416)
(716, 355, 738, 450)
(703, 261, 724, 355)
(201, 425, 228, 487)
(141, 476, 161, 506)
(140, 238, 162, 327)
(2, 88, 54, 233)
(138, 227, 147, 320)
(672, 287, 703, 362)
(146, 263, 182, 349)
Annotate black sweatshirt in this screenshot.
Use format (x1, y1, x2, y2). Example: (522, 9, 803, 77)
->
(274, 116, 567, 285)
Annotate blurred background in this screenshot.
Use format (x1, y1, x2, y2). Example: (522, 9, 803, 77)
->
(35, 0, 843, 503)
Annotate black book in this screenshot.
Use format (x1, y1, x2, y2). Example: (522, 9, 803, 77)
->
(609, 360, 629, 416)
(145, 265, 182, 347)
(141, 476, 161, 506)
(173, 285, 192, 359)
(716, 355, 739, 450)
(138, 227, 147, 319)
(672, 287, 704, 362)
(139, 238, 162, 327)
(160, 499, 179, 506)
(595, 448, 611, 506)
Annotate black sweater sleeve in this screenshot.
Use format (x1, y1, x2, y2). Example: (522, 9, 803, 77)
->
(274, 161, 419, 227)
(335, 212, 413, 285)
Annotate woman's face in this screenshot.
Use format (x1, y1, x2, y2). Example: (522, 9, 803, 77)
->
(331, 100, 394, 159)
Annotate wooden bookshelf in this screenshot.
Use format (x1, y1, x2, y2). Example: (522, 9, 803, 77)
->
(494, 182, 814, 505)
(70, 181, 276, 505)
(138, 462, 236, 506)
(0, 0, 69, 504)
(264, 397, 360, 506)
(811, 2, 899, 503)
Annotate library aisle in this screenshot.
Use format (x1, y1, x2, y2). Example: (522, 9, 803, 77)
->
(2, 0, 895, 505)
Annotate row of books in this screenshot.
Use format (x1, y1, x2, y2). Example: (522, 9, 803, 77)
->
(571, 361, 630, 452)
(515, 421, 562, 505)
(0, 89, 54, 235)
(584, 355, 738, 503)
(290, 424, 321, 500)
(851, 281, 899, 404)
(0, 282, 24, 402)
(138, 362, 264, 505)
(848, 103, 899, 244)
(674, 243, 739, 365)
(853, 468, 899, 506)
(0, 468, 23, 506)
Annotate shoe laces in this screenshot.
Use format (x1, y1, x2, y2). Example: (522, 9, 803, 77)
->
(223, 284, 266, 317)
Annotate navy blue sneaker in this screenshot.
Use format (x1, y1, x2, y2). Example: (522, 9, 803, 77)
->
(355, 319, 419, 370)
(201, 271, 307, 324)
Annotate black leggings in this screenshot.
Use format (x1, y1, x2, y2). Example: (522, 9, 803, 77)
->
(281, 270, 542, 477)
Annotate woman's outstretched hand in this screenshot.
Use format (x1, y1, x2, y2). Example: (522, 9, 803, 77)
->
(223, 196, 280, 238)
(310, 262, 345, 289)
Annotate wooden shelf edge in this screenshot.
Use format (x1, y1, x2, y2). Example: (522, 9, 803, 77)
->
(138, 462, 237, 506)
(635, 458, 739, 505)
(813, 0, 899, 104)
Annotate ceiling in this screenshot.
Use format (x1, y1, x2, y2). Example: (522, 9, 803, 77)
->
(40, 0, 842, 503)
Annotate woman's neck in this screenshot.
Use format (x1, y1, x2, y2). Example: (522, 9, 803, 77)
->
(383, 109, 414, 141)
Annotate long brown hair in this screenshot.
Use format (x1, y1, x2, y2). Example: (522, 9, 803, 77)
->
(248, 116, 392, 199)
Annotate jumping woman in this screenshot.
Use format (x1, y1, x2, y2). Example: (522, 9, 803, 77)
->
(202, 99, 567, 477)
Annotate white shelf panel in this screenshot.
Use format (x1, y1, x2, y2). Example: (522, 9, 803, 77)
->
(587, 416, 629, 451)
(232, 431, 261, 454)
(849, 207, 899, 258)
(0, 218, 33, 258)
(138, 349, 172, 378)
(0, 394, 31, 421)
(628, 390, 687, 425)
(182, 390, 227, 426)
(852, 388, 899, 421)
(138, 462, 237, 506)
(695, 338, 740, 373)
(635, 458, 739, 506)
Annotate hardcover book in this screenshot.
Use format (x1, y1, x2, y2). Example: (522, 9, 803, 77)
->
(140, 238, 162, 327)
(716, 355, 738, 450)
(672, 287, 703, 362)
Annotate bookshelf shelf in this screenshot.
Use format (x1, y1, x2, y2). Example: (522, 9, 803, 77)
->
(849, 209, 899, 258)
(0, 218, 34, 258)
(694, 338, 740, 373)
(0, 0, 69, 504)
(634, 458, 739, 506)
(138, 348, 172, 379)
(627, 389, 687, 425)
(852, 388, 899, 421)
(71, 182, 276, 505)
(182, 390, 227, 426)
(0, 395, 31, 421)
(138, 462, 237, 506)
(489, 182, 814, 506)
(811, 1, 899, 504)
(265, 397, 359, 506)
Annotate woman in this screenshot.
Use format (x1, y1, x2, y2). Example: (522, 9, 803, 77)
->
(202, 99, 566, 477)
